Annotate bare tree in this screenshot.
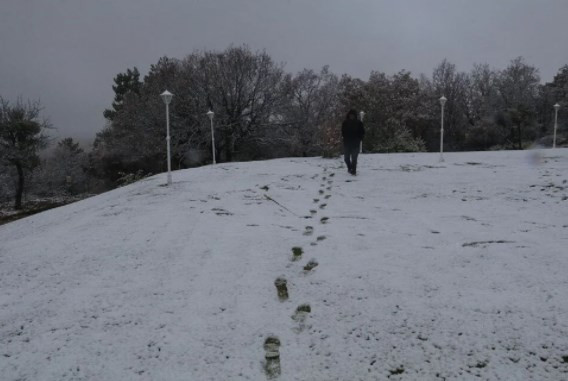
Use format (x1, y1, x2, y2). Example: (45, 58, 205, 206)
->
(0, 97, 49, 209)
(282, 66, 341, 156)
(430, 59, 470, 149)
(495, 57, 540, 149)
(197, 46, 287, 161)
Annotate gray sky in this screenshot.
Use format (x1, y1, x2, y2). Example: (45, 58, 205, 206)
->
(1, 0, 567, 145)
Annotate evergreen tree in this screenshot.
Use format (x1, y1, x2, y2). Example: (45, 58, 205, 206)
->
(103, 67, 142, 121)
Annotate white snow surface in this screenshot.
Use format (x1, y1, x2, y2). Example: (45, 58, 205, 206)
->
(1, 150, 567, 381)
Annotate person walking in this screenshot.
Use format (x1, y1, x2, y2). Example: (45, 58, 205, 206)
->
(341, 109, 365, 175)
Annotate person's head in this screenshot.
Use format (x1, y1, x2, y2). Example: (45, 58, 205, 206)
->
(346, 109, 358, 121)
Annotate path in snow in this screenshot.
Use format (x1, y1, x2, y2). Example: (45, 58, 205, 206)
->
(264, 163, 338, 378)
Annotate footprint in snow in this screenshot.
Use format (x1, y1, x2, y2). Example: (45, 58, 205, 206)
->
(263, 336, 281, 379)
(303, 259, 319, 272)
(212, 208, 233, 216)
(291, 246, 303, 261)
(274, 277, 289, 301)
(292, 304, 311, 333)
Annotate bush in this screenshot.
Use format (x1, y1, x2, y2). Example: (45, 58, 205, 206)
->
(320, 121, 342, 158)
(0, 167, 13, 203)
(373, 119, 426, 153)
(116, 170, 151, 187)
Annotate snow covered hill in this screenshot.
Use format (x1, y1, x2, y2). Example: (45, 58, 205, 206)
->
(1, 150, 567, 381)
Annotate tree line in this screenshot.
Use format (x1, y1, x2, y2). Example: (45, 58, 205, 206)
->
(1, 45, 567, 210)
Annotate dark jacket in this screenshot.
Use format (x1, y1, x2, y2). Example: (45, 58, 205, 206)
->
(342, 111, 365, 148)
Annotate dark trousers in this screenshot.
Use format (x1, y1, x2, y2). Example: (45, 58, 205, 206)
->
(344, 143, 359, 172)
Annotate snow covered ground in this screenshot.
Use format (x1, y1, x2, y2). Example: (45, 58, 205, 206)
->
(1, 149, 567, 380)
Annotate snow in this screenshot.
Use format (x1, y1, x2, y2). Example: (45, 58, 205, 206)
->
(1, 149, 567, 380)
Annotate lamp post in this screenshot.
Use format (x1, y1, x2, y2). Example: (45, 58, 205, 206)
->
(359, 111, 365, 153)
(439, 96, 447, 162)
(160, 90, 173, 186)
(553, 103, 560, 149)
(206, 110, 216, 164)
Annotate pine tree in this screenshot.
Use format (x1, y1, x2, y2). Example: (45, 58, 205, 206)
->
(103, 67, 142, 121)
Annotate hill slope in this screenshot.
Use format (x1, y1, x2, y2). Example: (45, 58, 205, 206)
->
(1, 150, 567, 380)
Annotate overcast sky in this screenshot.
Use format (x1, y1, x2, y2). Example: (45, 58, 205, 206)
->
(1, 0, 567, 144)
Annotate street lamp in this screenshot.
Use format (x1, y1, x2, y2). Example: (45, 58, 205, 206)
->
(160, 90, 173, 186)
(439, 96, 447, 162)
(553, 103, 560, 149)
(359, 111, 365, 153)
(206, 110, 216, 164)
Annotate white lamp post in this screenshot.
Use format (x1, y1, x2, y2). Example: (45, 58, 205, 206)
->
(359, 111, 365, 153)
(439, 96, 447, 162)
(553, 103, 560, 149)
(206, 110, 216, 164)
(160, 90, 173, 186)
